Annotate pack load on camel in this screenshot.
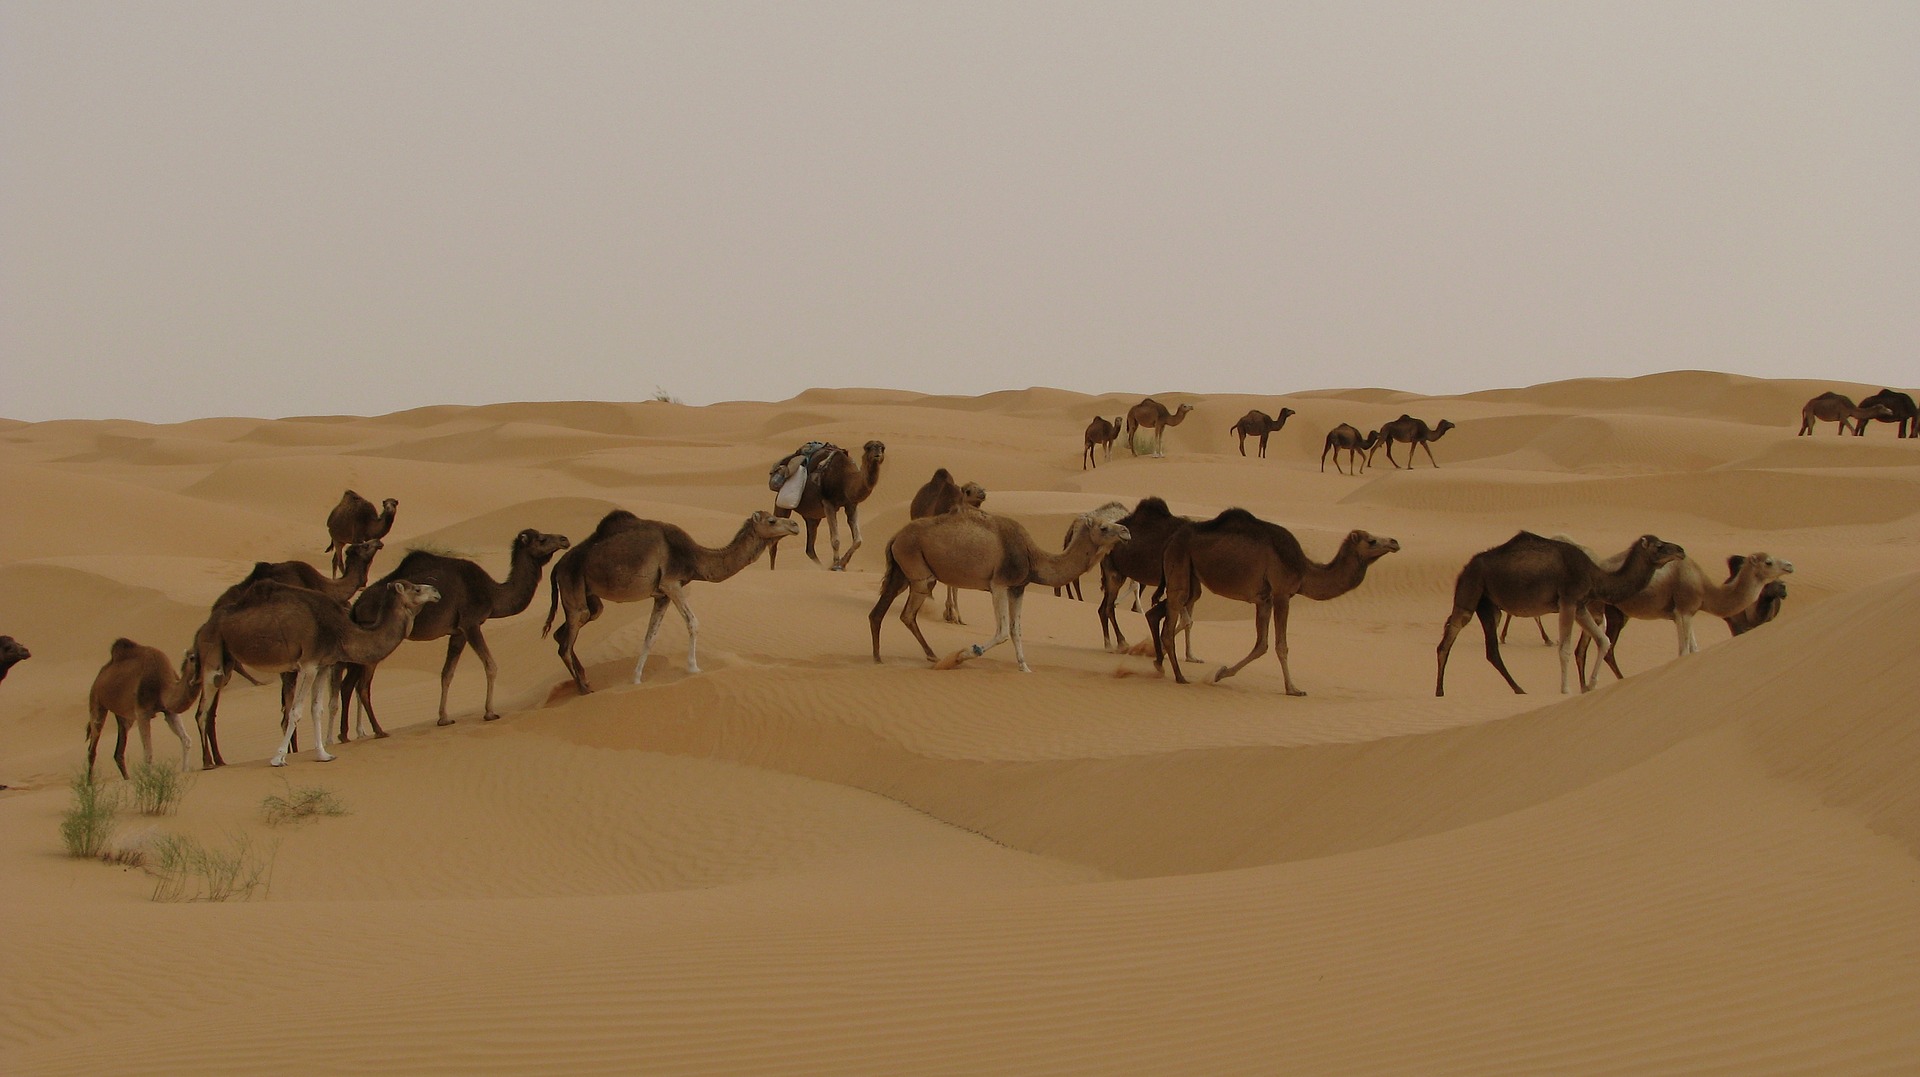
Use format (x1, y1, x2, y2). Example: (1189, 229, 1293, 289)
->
(768, 441, 840, 509)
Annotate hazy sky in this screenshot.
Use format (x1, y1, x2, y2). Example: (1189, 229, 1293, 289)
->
(4, 1, 1915, 423)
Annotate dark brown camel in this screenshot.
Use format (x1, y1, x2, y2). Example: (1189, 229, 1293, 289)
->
(770, 440, 885, 570)
(86, 639, 202, 779)
(1125, 398, 1195, 458)
(0, 636, 28, 683)
(1799, 392, 1893, 435)
(213, 540, 383, 610)
(1370, 415, 1456, 469)
(1146, 511, 1399, 692)
(908, 468, 987, 623)
(337, 528, 572, 739)
(1230, 407, 1296, 458)
(325, 490, 399, 574)
(1320, 424, 1380, 474)
(1434, 533, 1684, 697)
(1854, 389, 1917, 438)
(1082, 416, 1123, 469)
(547, 511, 798, 693)
(1092, 497, 1198, 661)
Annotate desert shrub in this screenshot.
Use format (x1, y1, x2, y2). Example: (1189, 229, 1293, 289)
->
(59, 770, 118, 859)
(128, 760, 192, 815)
(261, 784, 348, 826)
(148, 832, 272, 902)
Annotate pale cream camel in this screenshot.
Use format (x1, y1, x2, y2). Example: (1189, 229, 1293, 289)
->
(1579, 551, 1794, 679)
(86, 639, 202, 779)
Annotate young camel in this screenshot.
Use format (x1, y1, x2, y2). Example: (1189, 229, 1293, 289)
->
(1146, 510, 1400, 692)
(870, 507, 1130, 672)
(547, 511, 799, 694)
(1230, 407, 1296, 458)
(1370, 415, 1456, 469)
(1125, 399, 1195, 458)
(1577, 551, 1794, 681)
(325, 491, 399, 575)
(86, 639, 202, 779)
(908, 469, 988, 623)
(1435, 533, 1684, 697)
(192, 580, 440, 767)
(1091, 497, 1199, 662)
(336, 528, 572, 739)
(1082, 416, 1123, 469)
(0, 636, 29, 682)
(770, 440, 885, 570)
(1854, 389, 1917, 438)
(1320, 424, 1380, 475)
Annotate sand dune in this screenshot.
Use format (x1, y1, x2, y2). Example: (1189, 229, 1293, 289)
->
(2, 371, 1917, 1074)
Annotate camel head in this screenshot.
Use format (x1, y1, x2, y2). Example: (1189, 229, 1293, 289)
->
(1110, 416, 1122, 430)
(346, 538, 383, 564)
(514, 528, 572, 563)
(380, 498, 399, 515)
(387, 581, 442, 612)
(1279, 407, 1297, 421)
(1632, 535, 1686, 568)
(747, 511, 804, 541)
(1736, 553, 1794, 582)
(1433, 419, 1457, 436)
(0, 635, 29, 680)
(1174, 404, 1195, 417)
(1070, 515, 1131, 550)
(960, 482, 986, 508)
(861, 441, 886, 464)
(1361, 430, 1381, 449)
(1345, 531, 1402, 564)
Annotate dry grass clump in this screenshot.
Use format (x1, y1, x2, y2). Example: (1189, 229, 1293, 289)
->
(147, 832, 272, 902)
(261, 784, 348, 826)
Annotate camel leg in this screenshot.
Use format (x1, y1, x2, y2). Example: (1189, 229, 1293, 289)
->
(834, 505, 862, 571)
(897, 578, 940, 662)
(823, 511, 844, 568)
(109, 716, 133, 781)
(666, 583, 702, 674)
(135, 712, 155, 769)
(1146, 598, 1174, 679)
(162, 711, 193, 774)
(1271, 597, 1305, 696)
(1212, 597, 1273, 683)
(952, 587, 1015, 665)
(437, 633, 467, 725)
(194, 666, 228, 769)
(1674, 610, 1701, 656)
(465, 626, 502, 721)
(1420, 441, 1440, 468)
(85, 703, 109, 781)
(942, 584, 965, 624)
(869, 564, 910, 662)
(272, 667, 314, 766)
(1098, 574, 1125, 651)
(557, 603, 596, 694)
(802, 517, 823, 565)
(634, 596, 672, 683)
(1571, 606, 1610, 692)
(1008, 587, 1031, 673)
(1386, 442, 1402, 468)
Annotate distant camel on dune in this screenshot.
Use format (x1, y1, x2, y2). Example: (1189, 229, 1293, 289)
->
(1320, 424, 1380, 475)
(1082, 416, 1123, 469)
(1853, 389, 1917, 438)
(1125, 398, 1194, 458)
(1230, 407, 1296, 458)
(325, 491, 399, 575)
(1370, 415, 1455, 469)
(908, 468, 987, 622)
(1799, 392, 1892, 436)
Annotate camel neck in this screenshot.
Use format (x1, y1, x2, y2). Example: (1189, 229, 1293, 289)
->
(692, 525, 773, 583)
(492, 547, 550, 618)
(1299, 541, 1373, 601)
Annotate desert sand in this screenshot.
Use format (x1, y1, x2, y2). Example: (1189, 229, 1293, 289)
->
(2, 371, 1917, 1075)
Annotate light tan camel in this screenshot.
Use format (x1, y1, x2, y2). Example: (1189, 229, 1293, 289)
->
(0, 636, 28, 683)
(1435, 533, 1684, 697)
(909, 469, 988, 623)
(1082, 415, 1123, 469)
(86, 639, 202, 779)
(1125, 398, 1194, 458)
(1230, 407, 1296, 458)
(1147, 510, 1399, 692)
(1578, 550, 1794, 680)
(1054, 501, 1130, 602)
(191, 580, 440, 767)
(1722, 556, 1789, 636)
(325, 490, 399, 574)
(1798, 392, 1893, 435)
(1320, 424, 1380, 474)
(1855, 389, 1917, 438)
(770, 440, 885, 570)
(1370, 415, 1456, 469)
(338, 528, 571, 738)
(547, 511, 798, 693)
(870, 507, 1130, 672)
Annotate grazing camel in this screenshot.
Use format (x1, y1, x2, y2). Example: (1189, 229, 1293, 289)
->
(1146, 511, 1400, 692)
(1230, 407, 1296, 458)
(325, 491, 399, 575)
(1370, 415, 1456, 469)
(1125, 398, 1195, 458)
(870, 507, 1130, 672)
(0, 636, 28, 683)
(1855, 389, 1918, 438)
(1799, 392, 1893, 436)
(337, 528, 572, 739)
(1319, 424, 1380, 475)
(908, 469, 988, 623)
(547, 511, 799, 694)
(1435, 533, 1684, 697)
(1723, 556, 1789, 636)
(1082, 416, 1123, 469)
(1091, 497, 1199, 662)
(770, 440, 885, 570)
(86, 639, 202, 780)
(192, 580, 440, 767)
(1577, 551, 1794, 681)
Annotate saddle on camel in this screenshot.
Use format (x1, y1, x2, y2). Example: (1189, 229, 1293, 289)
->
(768, 441, 843, 509)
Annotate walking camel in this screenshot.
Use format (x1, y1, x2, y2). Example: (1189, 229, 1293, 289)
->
(325, 491, 399, 575)
(337, 528, 571, 739)
(86, 639, 202, 780)
(1147, 510, 1400, 692)
(1576, 550, 1793, 681)
(1435, 532, 1684, 697)
(908, 468, 987, 623)
(1054, 501, 1129, 601)
(1125, 399, 1195, 458)
(192, 580, 440, 767)
(1854, 389, 1917, 438)
(1370, 415, 1456, 469)
(1799, 392, 1893, 435)
(547, 510, 798, 694)
(1320, 424, 1380, 475)
(770, 440, 885, 570)
(1082, 416, 1123, 469)
(1230, 408, 1296, 458)
(870, 507, 1130, 672)
(1091, 497, 1199, 662)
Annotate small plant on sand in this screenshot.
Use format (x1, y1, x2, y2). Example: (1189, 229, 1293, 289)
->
(59, 769, 119, 859)
(652, 385, 683, 405)
(260, 783, 348, 826)
(148, 832, 273, 902)
(128, 760, 192, 815)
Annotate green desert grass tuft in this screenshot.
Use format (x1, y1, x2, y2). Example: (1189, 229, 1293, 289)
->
(128, 760, 193, 815)
(59, 769, 118, 859)
(261, 783, 348, 826)
(148, 832, 273, 902)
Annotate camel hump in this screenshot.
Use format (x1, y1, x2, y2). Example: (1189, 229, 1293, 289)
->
(1196, 507, 1262, 532)
(929, 467, 954, 484)
(1128, 496, 1175, 521)
(109, 637, 141, 658)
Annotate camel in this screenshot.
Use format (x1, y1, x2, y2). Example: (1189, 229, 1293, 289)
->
(1723, 556, 1789, 636)
(1082, 415, 1123, 469)
(1577, 551, 1794, 681)
(1855, 389, 1918, 438)
(191, 580, 440, 767)
(1090, 497, 1200, 662)
(1319, 424, 1380, 475)
(1054, 501, 1131, 601)
(325, 490, 399, 574)
(1435, 532, 1684, 697)
(1146, 511, 1399, 692)
(870, 507, 1130, 672)
(213, 540, 383, 611)
(0, 636, 28, 683)
(547, 510, 798, 693)
(908, 469, 987, 623)
(1799, 392, 1893, 436)
(1230, 407, 1296, 458)
(1370, 415, 1456, 469)
(336, 528, 571, 739)
(769, 440, 885, 570)
(86, 639, 202, 780)
(1125, 398, 1194, 458)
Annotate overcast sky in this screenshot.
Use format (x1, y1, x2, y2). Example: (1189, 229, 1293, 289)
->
(3, 1, 1915, 423)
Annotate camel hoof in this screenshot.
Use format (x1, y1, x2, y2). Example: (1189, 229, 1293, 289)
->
(1286, 688, 1307, 697)
(315, 753, 336, 763)
(1212, 667, 1231, 683)
(436, 717, 456, 726)
(483, 713, 501, 722)
(933, 651, 966, 671)
(270, 757, 288, 767)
